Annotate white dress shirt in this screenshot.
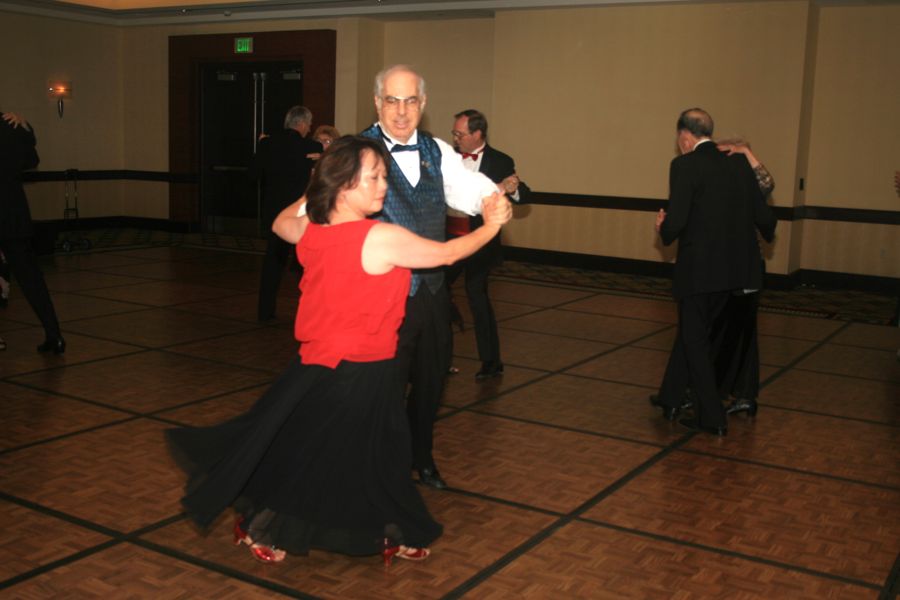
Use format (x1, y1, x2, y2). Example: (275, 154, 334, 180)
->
(378, 124, 499, 216)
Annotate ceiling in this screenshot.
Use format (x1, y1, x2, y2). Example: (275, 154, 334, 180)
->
(0, 0, 880, 26)
(0, 0, 687, 25)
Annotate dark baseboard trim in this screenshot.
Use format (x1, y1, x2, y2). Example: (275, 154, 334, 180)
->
(528, 192, 897, 224)
(22, 173, 900, 225)
(24, 170, 197, 184)
(34, 216, 193, 233)
(504, 246, 898, 294)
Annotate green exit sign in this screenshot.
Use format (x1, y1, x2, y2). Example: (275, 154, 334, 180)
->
(234, 37, 253, 54)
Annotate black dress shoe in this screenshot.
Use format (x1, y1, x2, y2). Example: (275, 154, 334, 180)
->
(727, 398, 758, 416)
(649, 394, 680, 421)
(678, 418, 727, 437)
(36, 336, 66, 355)
(475, 361, 504, 381)
(418, 466, 447, 490)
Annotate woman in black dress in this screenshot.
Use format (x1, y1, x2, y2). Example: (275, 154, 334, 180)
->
(167, 136, 509, 565)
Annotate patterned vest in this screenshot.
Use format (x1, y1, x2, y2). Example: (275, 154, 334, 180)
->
(360, 124, 446, 295)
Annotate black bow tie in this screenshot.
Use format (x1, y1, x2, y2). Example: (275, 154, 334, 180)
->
(390, 143, 419, 153)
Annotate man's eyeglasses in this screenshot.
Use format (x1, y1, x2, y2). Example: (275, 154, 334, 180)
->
(451, 130, 470, 139)
(382, 95, 421, 108)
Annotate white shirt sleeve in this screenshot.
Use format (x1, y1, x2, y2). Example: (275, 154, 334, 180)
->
(435, 137, 500, 216)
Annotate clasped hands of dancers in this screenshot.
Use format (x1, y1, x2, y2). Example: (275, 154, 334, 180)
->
(167, 135, 512, 566)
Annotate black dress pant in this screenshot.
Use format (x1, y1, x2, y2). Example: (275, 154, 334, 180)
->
(0, 237, 60, 340)
(257, 232, 298, 321)
(714, 291, 760, 401)
(394, 284, 452, 471)
(446, 256, 500, 365)
(658, 291, 730, 428)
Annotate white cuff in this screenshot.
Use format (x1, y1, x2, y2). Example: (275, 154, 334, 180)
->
(297, 203, 307, 218)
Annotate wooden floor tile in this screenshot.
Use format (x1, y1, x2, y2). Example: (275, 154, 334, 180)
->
(8, 351, 274, 413)
(487, 281, 596, 307)
(3, 244, 897, 597)
(115, 246, 217, 261)
(42, 251, 151, 271)
(62, 307, 257, 348)
(756, 312, 844, 341)
(586, 452, 900, 584)
(632, 327, 677, 351)
(0, 327, 142, 379)
(1, 382, 131, 451)
(435, 412, 659, 513)
(762, 369, 900, 425)
(561, 293, 678, 324)
(566, 346, 669, 387)
(686, 407, 900, 487)
(3, 543, 278, 599)
(829, 322, 900, 351)
(0, 292, 143, 325)
(78, 280, 243, 307)
(478, 374, 684, 445)
(167, 327, 299, 374)
(141, 490, 557, 600)
(94, 260, 239, 281)
(797, 343, 900, 382)
(188, 268, 267, 293)
(450, 293, 543, 324)
(156, 386, 265, 427)
(0, 499, 111, 582)
(442, 358, 547, 408)
(171, 292, 266, 323)
(42, 270, 151, 293)
(758, 334, 817, 367)
(502, 309, 669, 344)
(464, 520, 878, 599)
(453, 327, 616, 372)
(0, 419, 183, 531)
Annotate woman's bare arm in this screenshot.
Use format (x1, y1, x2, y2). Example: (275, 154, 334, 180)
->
(272, 198, 310, 243)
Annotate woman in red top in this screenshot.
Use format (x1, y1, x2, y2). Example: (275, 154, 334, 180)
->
(168, 136, 508, 566)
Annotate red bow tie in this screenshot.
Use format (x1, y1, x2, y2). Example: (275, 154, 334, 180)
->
(461, 152, 480, 160)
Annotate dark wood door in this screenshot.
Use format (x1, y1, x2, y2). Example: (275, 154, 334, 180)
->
(200, 62, 303, 235)
(169, 30, 336, 229)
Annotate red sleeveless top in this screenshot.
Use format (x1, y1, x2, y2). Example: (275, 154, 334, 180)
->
(295, 219, 411, 368)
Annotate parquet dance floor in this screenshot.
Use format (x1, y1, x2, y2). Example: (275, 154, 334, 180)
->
(1, 244, 898, 599)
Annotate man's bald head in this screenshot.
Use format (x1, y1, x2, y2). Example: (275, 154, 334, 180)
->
(677, 108, 714, 138)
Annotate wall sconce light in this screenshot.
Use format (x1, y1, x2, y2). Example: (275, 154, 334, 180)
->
(48, 82, 72, 118)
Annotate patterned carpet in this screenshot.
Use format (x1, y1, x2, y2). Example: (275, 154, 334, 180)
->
(51, 227, 899, 325)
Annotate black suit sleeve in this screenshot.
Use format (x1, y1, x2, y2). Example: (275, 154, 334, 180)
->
(660, 157, 691, 246)
(483, 146, 531, 203)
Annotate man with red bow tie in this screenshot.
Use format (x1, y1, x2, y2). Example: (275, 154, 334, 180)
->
(447, 109, 530, 380)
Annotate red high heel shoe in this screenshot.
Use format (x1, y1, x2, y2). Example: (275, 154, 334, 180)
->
(233, 517, 286, 564)
(382, 537, 430, 566)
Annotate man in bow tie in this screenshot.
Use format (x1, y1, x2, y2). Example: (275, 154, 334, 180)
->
(360, 65, 512, 490)
(447, 109, 530, 381)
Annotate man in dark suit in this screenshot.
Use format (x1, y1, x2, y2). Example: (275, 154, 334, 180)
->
(654, 108, 776, 436)
(0, 112, 64, 353)
(252, 106, 322, 322)
(448, 109, 530, 380)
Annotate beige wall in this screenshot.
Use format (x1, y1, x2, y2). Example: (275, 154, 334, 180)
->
(805, 4, 900, 211)
(2, 2, 898, 279)
(383, 18, 495, 137)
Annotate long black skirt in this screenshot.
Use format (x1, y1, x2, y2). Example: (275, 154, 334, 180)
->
(166, 356, 442, 556)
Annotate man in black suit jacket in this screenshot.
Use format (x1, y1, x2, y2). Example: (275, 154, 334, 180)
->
(0, 112, 64, 353)
(654, 108, 776, 435)
(252, 106, 322, 322)
(448, 109, 530, 380)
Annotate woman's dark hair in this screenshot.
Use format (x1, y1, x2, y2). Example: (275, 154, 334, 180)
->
(306, 135, 390, 224)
